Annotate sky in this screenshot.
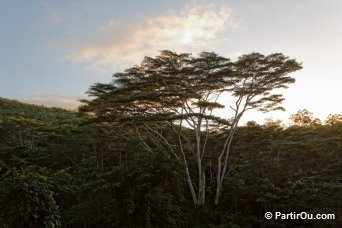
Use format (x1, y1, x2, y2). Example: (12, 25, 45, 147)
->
(0, 0, 341, 124)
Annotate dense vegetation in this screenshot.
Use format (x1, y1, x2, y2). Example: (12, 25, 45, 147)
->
(0, 97, 341, 227)
(0, 51, 341, 227)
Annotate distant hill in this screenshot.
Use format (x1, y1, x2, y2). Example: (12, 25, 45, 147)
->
(0, 97, 80, 123)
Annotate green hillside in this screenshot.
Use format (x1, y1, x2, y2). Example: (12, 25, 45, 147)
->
(0, 97, 79, 123)
(0, 96, 340, 227)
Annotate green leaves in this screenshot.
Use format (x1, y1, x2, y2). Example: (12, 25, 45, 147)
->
(0, 94, 341, 226)
(0, 166, 62, 227)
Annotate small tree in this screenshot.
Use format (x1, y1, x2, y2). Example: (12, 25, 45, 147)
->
(325, 114, 342, 125)
(289, 109, 321, 126)
(81, 50, 302, 205)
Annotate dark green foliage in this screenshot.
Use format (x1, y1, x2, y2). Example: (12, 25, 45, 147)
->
(0, 94, 341, 226)
(0, 165, 61, 227)
(69, 151, 187, 227)
(217, 123, 342, 227)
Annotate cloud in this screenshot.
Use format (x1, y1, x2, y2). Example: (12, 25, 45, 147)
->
(67, 2, 238, 74)
(21, 95, 83, 110)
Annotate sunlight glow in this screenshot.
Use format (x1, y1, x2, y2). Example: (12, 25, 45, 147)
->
(180, 29, 194, 44)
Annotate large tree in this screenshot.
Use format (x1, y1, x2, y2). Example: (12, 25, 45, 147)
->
(80, 50, 302, 205)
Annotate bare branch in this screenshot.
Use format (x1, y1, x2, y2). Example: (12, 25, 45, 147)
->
(135, 126, 152, 152)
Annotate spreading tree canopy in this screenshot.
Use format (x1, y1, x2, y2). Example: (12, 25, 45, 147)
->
(80, 50, 302, 205)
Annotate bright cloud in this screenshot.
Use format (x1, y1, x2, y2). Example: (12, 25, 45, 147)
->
(67, 2, 238, 74)
(21, 95, 83, 110)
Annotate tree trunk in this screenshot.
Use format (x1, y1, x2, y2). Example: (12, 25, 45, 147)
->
(214, 169, 222, 205)
(184, 165, 197, 204)
(198, 169, 206, 205)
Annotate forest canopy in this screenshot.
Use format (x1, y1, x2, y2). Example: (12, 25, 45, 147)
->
(0, 51, 341, 227)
